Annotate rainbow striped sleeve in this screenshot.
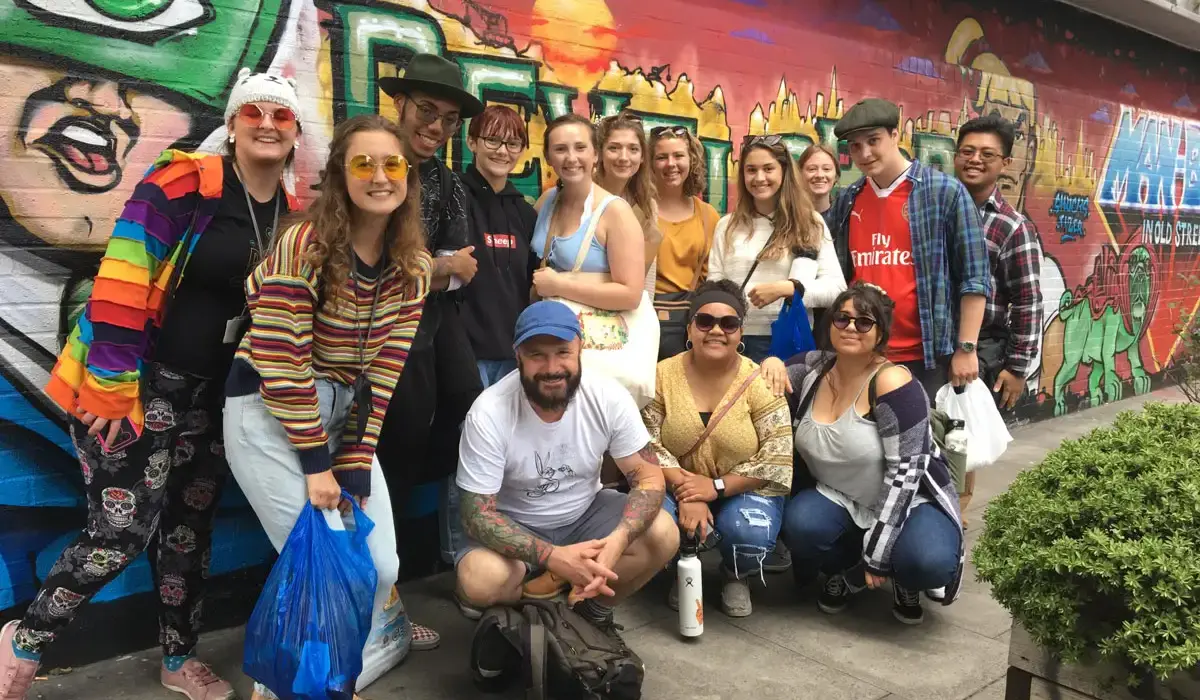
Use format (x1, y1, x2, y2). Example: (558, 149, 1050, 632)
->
(45, 150, 222, 424)
(241, 222, 331, 475)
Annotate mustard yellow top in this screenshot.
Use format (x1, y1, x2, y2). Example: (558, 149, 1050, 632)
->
(640, 354, 793, 496)
(653, 197, 720, 295)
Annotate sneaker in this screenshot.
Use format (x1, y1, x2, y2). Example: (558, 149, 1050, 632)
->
(410, 622, 440, 651)
(720, 569, 752, 618)
(892, 584, 924, 625)
(761, 539, 792, 574)
(455, 591, 484, 621)
(817, 574, 850, 614)
(161, 657, 235, 700)
(572, 602, 628, 651)
(0, 621, 39, 700)
(522, 571, 568, 600)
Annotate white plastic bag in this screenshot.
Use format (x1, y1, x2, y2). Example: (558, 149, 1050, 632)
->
(935, 379, 1012, 471)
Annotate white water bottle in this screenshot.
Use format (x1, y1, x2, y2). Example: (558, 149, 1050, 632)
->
(677, 533, 703, 638)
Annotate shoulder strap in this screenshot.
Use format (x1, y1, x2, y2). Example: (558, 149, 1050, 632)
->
(688, 199, 718, 291)
(537, 189, 558, 270)
(793, 359, 833, 428)
(678, 368, 761, 463)
(570, 194, 616, 272)
(866, 360, 896, 418)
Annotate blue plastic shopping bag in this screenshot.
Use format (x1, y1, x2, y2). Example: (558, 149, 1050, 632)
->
(768, 291, 817, 360)
(244, 492, 377, 699)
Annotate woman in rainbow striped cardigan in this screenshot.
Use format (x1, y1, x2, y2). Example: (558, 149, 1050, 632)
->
(0, 70, 303, 700)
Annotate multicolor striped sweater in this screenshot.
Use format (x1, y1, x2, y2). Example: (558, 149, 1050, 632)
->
(45, 150, 300, 428)
(229, 221, 432, 496)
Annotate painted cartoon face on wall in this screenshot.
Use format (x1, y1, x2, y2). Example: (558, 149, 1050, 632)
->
(983, 97, 1037, 210)
(0, 60, 192, 249)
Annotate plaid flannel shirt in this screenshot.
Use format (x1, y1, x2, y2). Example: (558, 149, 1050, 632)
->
(829, 161, 991, 369)
(979, 189, 1043, 378)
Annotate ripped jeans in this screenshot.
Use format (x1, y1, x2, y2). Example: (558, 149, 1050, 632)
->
(662, 491, 786, 579)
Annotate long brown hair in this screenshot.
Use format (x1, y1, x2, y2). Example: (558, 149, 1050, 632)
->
(595, 111, 657, 222)
(649, 126, 707, 198)
(298, 114, 425, 311)
(727, 138, 821, 260)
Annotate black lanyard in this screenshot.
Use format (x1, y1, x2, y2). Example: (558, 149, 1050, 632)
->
(349, 256, 384, 444)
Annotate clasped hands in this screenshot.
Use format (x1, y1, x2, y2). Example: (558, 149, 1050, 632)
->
(548, 533, 625, 604)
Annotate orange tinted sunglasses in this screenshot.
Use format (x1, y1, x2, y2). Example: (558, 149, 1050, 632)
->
(347, 154, 410, 181)
(237, 103, 297, 129)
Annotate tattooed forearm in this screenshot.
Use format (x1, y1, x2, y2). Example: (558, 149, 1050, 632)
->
(617, 486, 664, 542)
(637, 444, 660, 465)
(460, 489, 553, 567)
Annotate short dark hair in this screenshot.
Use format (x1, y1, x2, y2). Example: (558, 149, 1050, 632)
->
(688, 278, 748, 322)
(957, 114, 1015, 157)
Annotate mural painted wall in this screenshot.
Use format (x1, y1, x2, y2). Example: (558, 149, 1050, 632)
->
(2, 0, 1198, 657)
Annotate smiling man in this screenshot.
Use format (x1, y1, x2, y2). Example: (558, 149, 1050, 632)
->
(953, 114, 1042, 524)
(454, 301, 678, 647)
(827, 98, 991, 400)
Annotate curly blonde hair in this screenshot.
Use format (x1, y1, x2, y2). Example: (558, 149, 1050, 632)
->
(649, 126, 707, 198)
(296, 114, 426, 310)
(595, 111, 657, 223)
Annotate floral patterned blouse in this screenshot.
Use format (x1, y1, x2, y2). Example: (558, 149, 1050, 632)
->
(640, 354, 793, 496)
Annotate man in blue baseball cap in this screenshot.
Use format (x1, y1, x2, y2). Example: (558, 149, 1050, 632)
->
(453, 301, 677, 648)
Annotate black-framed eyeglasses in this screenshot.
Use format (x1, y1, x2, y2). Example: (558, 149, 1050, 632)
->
(407, 98, 462, 131)
(651, 125, 690, 139)
(831, 312, 877, 333)
(955, 147, 1006, 163)
(481, 135, 524, 153)
(693, 313, 743, 333)
(742, 134, 784, 148)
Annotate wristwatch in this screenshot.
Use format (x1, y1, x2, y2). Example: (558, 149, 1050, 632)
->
(958, 340, 977, 353)
(713, 477, 727, 499)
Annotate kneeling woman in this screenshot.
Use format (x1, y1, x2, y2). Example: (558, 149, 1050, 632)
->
(641, 279, 793, 618)
(224, 115, 431, 699)
(764, 283, 963, 626)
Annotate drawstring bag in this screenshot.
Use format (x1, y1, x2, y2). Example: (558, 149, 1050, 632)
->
(244, 493, 377, 700)
(768, 291, 817, 360)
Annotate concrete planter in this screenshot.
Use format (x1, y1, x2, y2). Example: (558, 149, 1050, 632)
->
(1005, 624, 1200, 700)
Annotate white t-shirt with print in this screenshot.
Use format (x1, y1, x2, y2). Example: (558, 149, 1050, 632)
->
(457, 370, 650, 530)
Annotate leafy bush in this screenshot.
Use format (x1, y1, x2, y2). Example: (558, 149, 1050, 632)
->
(1167, 274, 1200, 404)
(974, 402, 1200, 682)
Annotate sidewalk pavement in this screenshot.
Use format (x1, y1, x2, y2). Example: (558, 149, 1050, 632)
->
(26, 388, 1187, 700)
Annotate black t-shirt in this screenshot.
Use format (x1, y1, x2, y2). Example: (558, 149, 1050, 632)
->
(155, 159, 286, 379)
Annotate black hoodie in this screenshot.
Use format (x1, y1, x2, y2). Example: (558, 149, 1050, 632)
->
(460, 165, 539, 361)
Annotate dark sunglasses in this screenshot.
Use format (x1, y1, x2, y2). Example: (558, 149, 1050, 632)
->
(831, 312, 877, 333)
(742, 134, 784, 148)
(237, 103, 297, 130)
(651, 125, 690, 139)
(693, 313, 743, 333)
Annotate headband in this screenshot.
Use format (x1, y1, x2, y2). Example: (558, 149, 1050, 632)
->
(689, 289, 747, 321)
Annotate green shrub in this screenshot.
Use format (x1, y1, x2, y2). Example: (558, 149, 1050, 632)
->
(973, 402, 1200, 681)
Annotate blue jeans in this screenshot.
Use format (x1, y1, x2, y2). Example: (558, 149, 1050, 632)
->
(740, 335, 772, 364)
(782, 488, 960, 591)
(439, 359, 519, 564)
(662, 490, 786, 578)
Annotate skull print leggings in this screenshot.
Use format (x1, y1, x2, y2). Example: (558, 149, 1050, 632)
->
(12, 362, 229, 658)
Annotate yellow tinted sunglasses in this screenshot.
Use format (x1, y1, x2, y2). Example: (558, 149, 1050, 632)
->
(347, 154, 409, 181)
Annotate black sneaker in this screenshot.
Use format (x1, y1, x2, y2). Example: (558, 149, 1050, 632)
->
(573, 602, 629, 650)
(761, 538, 792, 574)
(892, 584, 924, 625)
(817, 574, 850, 614)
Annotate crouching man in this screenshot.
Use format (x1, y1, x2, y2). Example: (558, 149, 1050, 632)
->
(454, 301, 679, 643)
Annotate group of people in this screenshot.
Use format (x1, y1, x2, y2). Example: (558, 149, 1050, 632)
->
(0, 46, 1042, 700)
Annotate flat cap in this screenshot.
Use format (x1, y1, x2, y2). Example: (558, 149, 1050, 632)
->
(834, 98, 901, 139)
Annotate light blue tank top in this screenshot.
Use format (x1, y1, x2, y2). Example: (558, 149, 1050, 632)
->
(531, 188, 618, 273)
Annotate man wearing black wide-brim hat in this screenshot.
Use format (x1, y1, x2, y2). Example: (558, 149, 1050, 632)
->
(374, 53, 487, 649)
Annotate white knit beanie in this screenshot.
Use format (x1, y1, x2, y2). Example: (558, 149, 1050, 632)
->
(197, 67, 304, 192)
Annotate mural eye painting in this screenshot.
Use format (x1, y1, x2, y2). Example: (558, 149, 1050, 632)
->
(20, 0, 209, 36)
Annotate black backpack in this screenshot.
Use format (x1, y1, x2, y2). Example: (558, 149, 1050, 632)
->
(470, 599, 645, 700)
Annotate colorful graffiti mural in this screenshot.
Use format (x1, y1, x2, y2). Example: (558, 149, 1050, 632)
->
(2, 0, 1198, 657)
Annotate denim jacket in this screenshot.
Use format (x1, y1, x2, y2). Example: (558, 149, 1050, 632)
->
(827, 161, 990, 369)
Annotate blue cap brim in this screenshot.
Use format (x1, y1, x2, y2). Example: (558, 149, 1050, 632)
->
(513, 326, 580, 348)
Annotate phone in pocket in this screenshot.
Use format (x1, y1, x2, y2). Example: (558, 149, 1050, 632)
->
(97, 417, 143, 454)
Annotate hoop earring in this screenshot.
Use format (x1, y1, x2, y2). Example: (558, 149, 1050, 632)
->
(737, 342, 746, 354)
(685, 340, 693, 350)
